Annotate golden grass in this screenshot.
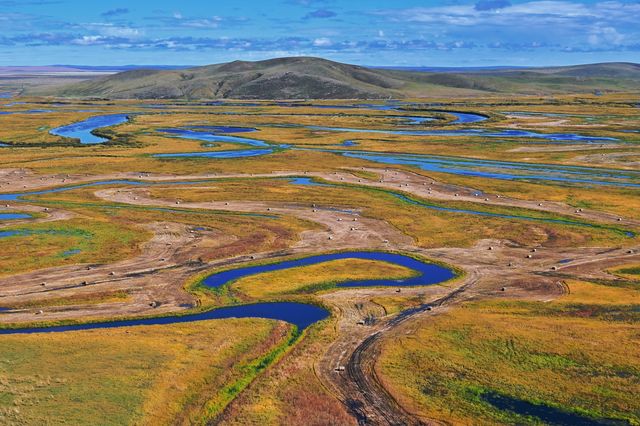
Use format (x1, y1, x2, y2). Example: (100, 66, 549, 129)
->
(377, 280, 640, 425)
(0, 189, 317, 276)
(6, 290, 130, 309)
(0, 319, 290, 426)
(218, 315, 355, 425)
(561, 279, 640, 304)
(146, 179, 627, 248)
(1, 95, 638, 424)
(0, 218, 147, 276)
(417, 169, 640, 219)
(371, 294, 426, 315)
(608, 263, 640, 281)
(231, 258, 416, 299)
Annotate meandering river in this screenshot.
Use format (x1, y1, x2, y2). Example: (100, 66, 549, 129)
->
(0, 251, 455, 334)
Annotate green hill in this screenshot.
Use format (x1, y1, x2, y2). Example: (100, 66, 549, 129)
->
(37, 57, 640, 99)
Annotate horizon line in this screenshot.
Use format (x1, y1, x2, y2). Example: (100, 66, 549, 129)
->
(2, 59, 638, 70)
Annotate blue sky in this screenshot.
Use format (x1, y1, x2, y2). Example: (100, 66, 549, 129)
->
(0, 0, 638, 66)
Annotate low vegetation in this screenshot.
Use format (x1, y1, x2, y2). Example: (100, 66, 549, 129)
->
(1, 92, 638, 425)
(231, 258, 416, 299)
(0, 319, 291, 425)
(377, 280, 640, 425)
(0, 218, 146, 276)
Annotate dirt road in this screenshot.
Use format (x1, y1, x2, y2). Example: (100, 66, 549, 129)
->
(1, 166, 638, 424)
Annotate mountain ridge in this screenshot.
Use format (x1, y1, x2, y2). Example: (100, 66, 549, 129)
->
(36, 57, 640, 99)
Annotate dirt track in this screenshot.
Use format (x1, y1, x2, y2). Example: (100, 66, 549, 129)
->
(1, 166, 638, 424)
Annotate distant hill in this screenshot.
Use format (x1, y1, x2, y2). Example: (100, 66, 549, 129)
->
(500, 62, 640, 78)
(36, 57, 640, 99)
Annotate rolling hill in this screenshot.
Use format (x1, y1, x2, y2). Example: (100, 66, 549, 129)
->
(36, 57, 640, 99)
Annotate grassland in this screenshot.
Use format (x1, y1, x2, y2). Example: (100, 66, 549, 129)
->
(144, 179, 632, 248)
(377, 279, 640, 425)
(0, 319, 292, 425)
(0, 218, 146, 276)
(610, 263, 640, 280)
(0, 92, 639, 425)
(7, 189, 316, 265)
(36, 58, 640, 99)
(217, 317, 355, 426)
(230, 258, 416, 299)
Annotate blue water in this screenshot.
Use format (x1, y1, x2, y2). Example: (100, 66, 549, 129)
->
(270, 103, 487, 125)
(277, 172, 634, 237)
(0, 229, 91, 240)
(0, 178, 291, 209)
(340, 140, 358, 147)
(393, 193, 633, 237)
(50, 114, 130, 144)
(187, 125, 258, 134)
(155, 126, 274, 159)
(203, 251, 455, 289)
(481, 391, 624, 426)
(0, 179, 147, 202)
(275, 102, 390, 111)
(158, 127, 268, 147)
(0, 212, 32, 220)
(310, 105, 486, 124)
(0, 109, 53, 115)
(205, 101, 262, 107)
(152, 105, 605, 144)
(0, 302, 329, 335)
(287, 177, 332, 187)
(451, 112, 487, 124)
(2, 172, 635, 237)
(254, 105, 609, 142)
(396, 116, 436, 125)
(154, 149, 273, 159)
(61, 248, 81, 257)
(307, 126, 617, 143)
(434, 110, 488, 124)
(274, 103, 488, 124)
(339, 151, 640, 188)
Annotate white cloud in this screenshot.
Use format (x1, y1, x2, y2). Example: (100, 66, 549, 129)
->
(83, 23, 142, 39)
(313, 37, 332, 47)
(376, 1, 640, 27)
(588, 26, 624, 46)
(72, 35, 106, 45)
(180, 16, 223, 28)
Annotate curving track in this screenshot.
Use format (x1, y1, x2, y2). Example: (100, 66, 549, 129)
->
(1, 166, 638, 424)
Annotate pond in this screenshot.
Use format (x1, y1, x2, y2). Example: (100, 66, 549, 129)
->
(0, 212, 32, 221)
(50, 114, 130, 144)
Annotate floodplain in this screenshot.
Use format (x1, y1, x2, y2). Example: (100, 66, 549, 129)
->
(0, 93, 639, 425)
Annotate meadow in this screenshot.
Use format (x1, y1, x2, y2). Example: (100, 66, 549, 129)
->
(0, 319, 292, 425)
(377, 279, 640, 425)
(0, 93, 638, 424)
